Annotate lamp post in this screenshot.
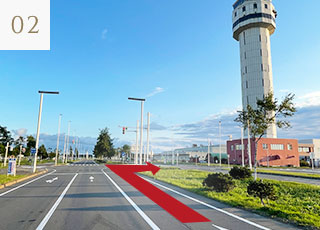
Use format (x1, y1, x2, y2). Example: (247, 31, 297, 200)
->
(33, 91, 59, 173)
(128, 97, 145, 165)
(219, 121, 222, 167)
(55, 114, 62, 166)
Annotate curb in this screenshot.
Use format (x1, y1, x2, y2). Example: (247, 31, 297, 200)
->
(258, 172, 320, 180)
(0, 169, 48, 189)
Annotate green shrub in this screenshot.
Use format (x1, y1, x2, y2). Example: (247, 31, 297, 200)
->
(202, 173, 235, 192)
(229, 166, 252, 179)
(299, 160, 309, 167)
(247, 180, 277, 206)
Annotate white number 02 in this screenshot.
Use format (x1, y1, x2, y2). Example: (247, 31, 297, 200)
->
(12, 16, 39, 34)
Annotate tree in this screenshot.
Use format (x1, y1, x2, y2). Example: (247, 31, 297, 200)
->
(0, 126, 13, 145)
(202, 173, 235, 192)
(38, 144, 48, 159)
(247, 180, 277, 206)
(93, 128, 115, 159)
(235, 93, 296, 180)
(26, 135, 36, 156)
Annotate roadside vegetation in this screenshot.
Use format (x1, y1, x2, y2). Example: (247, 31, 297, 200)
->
(141, 167, 320, 229)
(257, 169, 320, 179)
(0, 175, 27, 185)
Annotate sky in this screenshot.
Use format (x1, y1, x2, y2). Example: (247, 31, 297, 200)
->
(1, 0, 320, 153)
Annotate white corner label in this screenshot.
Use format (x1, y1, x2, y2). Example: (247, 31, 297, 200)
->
(0, 0, 50, 50)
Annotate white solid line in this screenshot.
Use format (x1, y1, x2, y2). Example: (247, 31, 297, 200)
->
(143, 177, 270, 230)
(212, 223, 229, 230)
(0, 170, 56, 197)
(36, 173, 78, 230)
(101, 170, 160, 230)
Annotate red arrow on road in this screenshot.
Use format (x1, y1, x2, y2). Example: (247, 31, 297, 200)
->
(106, 162, 210, 223)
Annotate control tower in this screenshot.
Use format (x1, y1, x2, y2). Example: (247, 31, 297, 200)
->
(232, 0, 278, 138)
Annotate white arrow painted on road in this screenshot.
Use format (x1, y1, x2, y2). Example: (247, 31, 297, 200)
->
(212, 224, 229, 230)
(46, 177, 58, 184)
(89, 176, 94, 182)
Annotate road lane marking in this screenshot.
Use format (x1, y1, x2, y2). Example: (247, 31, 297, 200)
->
(36, 173, 78, 230)
(143, 177, 270, 230)
(212, 224, 229, 230)
(0, 170, 56, 197)
(102, 170, 160, 230)
(53, 172, 103, 175)
(89, 176, 94, 182)
(46, 177, 58, 183)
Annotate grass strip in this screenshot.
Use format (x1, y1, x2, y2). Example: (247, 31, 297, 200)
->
(141, 168, 320, 229)
(0, 174, 28, 185)
(257, 169, 320, 179)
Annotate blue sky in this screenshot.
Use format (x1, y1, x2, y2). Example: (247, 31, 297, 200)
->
(1, 0, 320, 153)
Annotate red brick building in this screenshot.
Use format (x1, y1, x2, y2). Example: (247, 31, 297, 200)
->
(227, 138, 300, 167)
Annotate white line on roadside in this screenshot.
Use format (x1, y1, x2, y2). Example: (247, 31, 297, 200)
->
(101, 170, 160, 230)
(36, 173, 78, 230)
(0, 170, 56, 197)
(53, 172, 103, 175)
(143, 177, 270, 230)
(212, 224, 229, 230)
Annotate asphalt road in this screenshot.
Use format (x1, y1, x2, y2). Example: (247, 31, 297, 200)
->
(170, 164, 320, 186)
(0, 161, 300, 230)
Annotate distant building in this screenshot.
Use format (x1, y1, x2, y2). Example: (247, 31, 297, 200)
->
(227, 138, 300, 167)
(299, 139, 320, 167)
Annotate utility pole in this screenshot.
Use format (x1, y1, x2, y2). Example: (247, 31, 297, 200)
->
(247, 119, 252, 170)
(219, 121, 222, 167)
(146, 112, 150, 162)
(207, 138, 210, 167)
(66, 121, 71, 163)
(241, 127, 245, 167)
(4, 142, 9, 167)
(176, 152, 179, 166)
(55, 114, 62, 166)
(18, 144, 22, 166)
(62, 133, 67, 164)
(128, 98, 145, 165)
(172, 150, 174, 165)
(135, 120, 139, 165)
(33, 91, 59, 173)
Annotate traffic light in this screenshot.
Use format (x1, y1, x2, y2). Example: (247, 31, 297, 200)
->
(123, 127, 126, 134)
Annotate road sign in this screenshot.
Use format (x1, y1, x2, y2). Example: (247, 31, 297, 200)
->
(31, 148, 36, 155)
(7, 158, 17, 176)
(121, 152, 126, 157)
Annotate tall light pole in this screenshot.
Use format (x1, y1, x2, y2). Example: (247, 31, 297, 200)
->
(241, 127, 245, 167)
(33, 91, 59, 173)
(128, 97, 145, 165)
(146, 112, 151, 162)
(66, 121, 71, 163)
(135, 120, 139, 164)
(55, 114, 62, 166)
(247, 119, 252, 170)
(62, 132, 67, 163)
(207, 138, 210, 167)
(4, 142, 9, 167)
(219, 121, 222, 167)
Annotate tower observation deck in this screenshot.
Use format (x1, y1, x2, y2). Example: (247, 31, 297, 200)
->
(232, 0, 278, 138)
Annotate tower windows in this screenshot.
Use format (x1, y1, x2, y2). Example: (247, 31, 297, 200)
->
(244, 52, 247, 59)
(246, 81, 248, 88)
(234, 12, 237, 17)
(242, 6, 246, 12)
(260, 49, 262, 56)
(261, 64, 264, 71)
(247, 96, 249, 104)
(262, 79, 264, 86)
(254, 3, 257, 9)
(243, 32, 246, 45)
(265, 4, 268, 9)
(259, 34, 261, 42)
(245, 66, 248, 74)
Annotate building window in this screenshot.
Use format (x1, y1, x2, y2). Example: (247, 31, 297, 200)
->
(243, 32, 246, 45)
(262, 79, 264, 86)
(243, 6, 246, 12)
(299, 147, 310, 152)
(288, 144, 293, 150)
(247, 96, 249, 104)
(236, 145, 243, 150)
(259, 34, 261, 42)
(244, 52, 247, 59)
(271, 144, 284, 150)
(246, 81, 248, 88)
(263, 144, 268, 149)
(231, 145, 234, 151)
(260, 49, 262, 56)
(265, 4, 268, 9)
(261, 64, 263, 71)
(245, 66, 247, 74)
(254, 3, 258, 9)
(235, 12, 237, 17)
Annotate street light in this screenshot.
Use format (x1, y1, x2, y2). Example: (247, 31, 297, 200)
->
(33, 90, 59, 173)
(55, 114, 62, 166)
(128, 97, 145, 165)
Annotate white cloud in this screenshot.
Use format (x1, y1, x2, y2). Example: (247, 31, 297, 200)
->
(101, 29, 108, 40)
(146, 87, 165, 98)
(12, 128, 28, 138)
(296, 91, 320, 108)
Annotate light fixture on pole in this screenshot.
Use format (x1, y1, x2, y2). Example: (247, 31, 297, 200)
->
(128, 97, 145, 165)
(33, 90, 59, 173)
